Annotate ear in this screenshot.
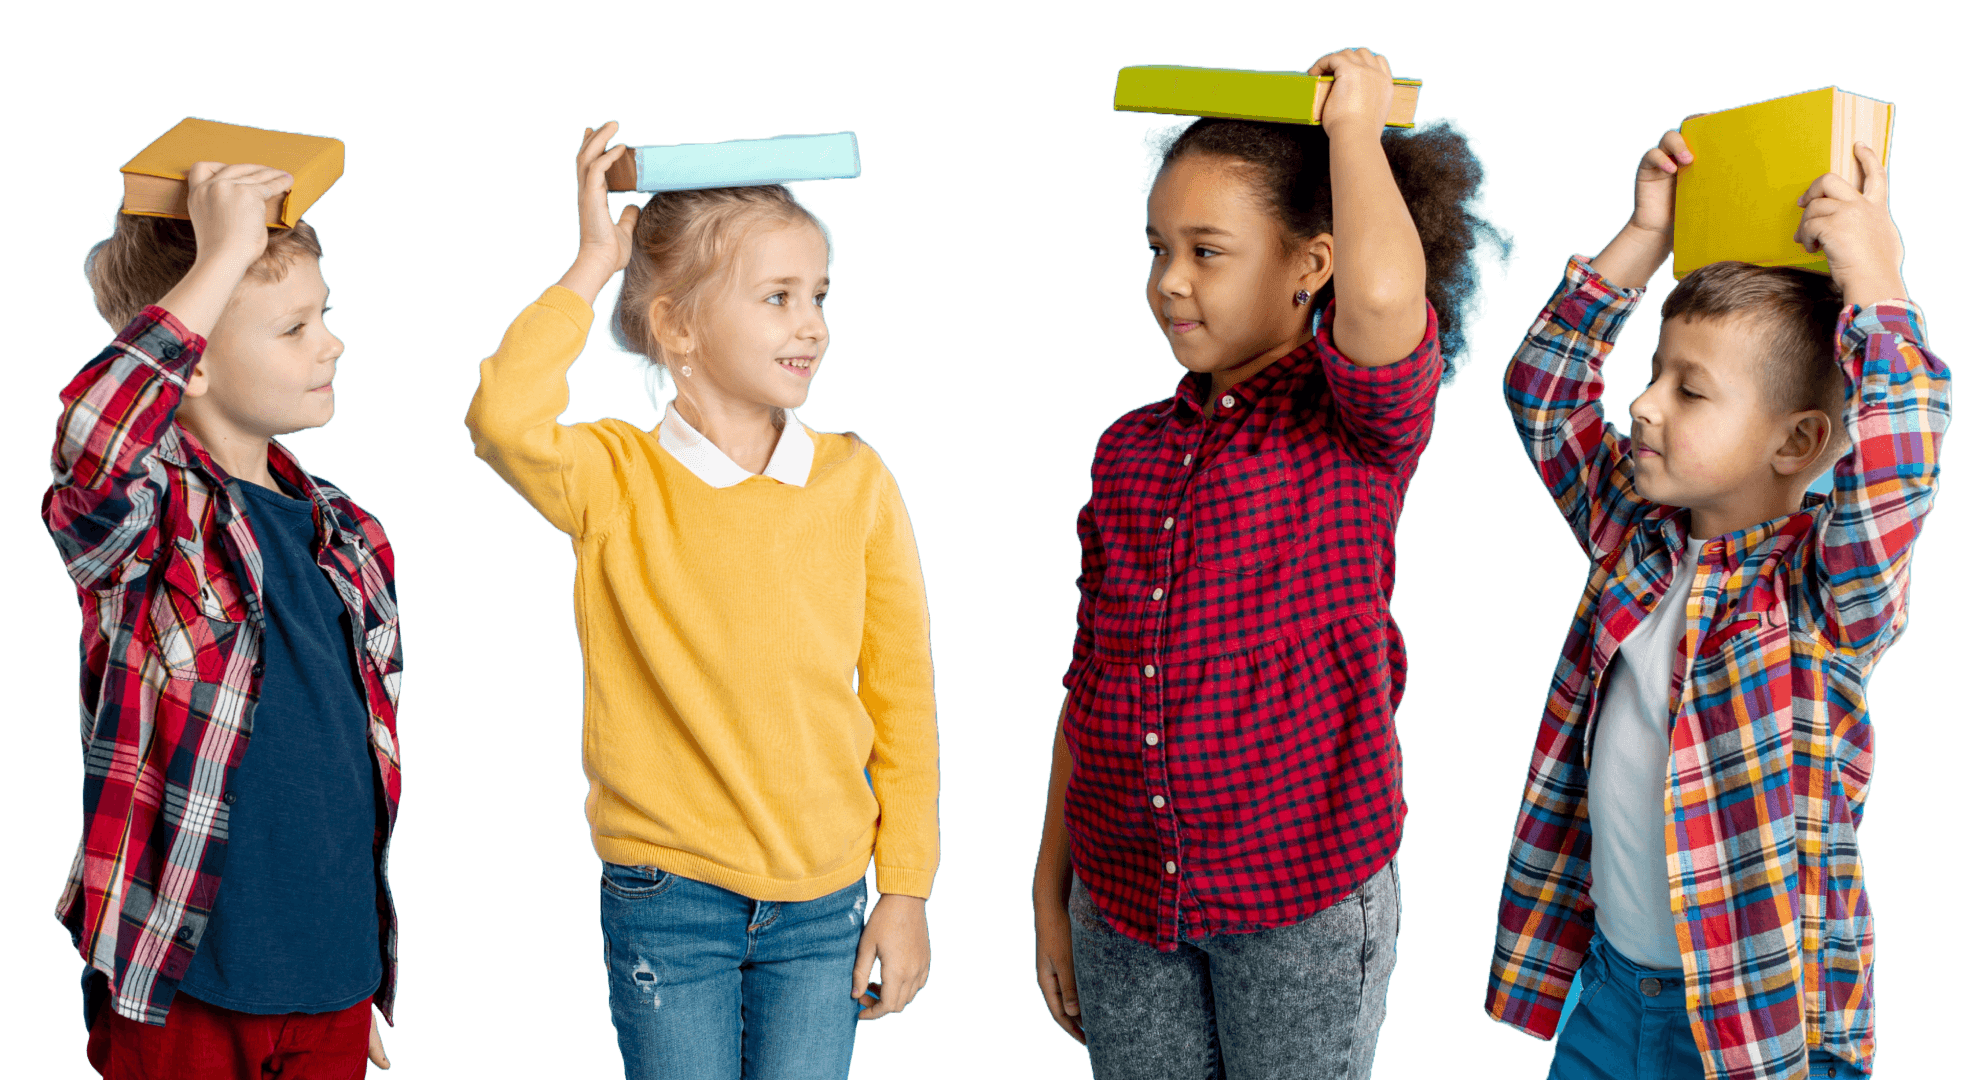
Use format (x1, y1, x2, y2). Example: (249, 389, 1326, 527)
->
(1300, 233, 1336, 292)
(647, 295, 693, 358)
(1773, 408, 1833, 478)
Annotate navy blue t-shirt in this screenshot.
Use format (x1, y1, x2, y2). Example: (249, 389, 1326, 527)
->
(178, 475, 382, 1014)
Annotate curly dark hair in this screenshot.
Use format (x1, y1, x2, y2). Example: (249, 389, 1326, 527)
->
(1161, 118, 1508, 380)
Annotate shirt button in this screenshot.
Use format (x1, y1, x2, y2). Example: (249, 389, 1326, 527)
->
(1639, 978, 1663, 997)
(1145, 732, 1159, 746)
(161, 344, 182, 361)
(1163, 517, 1174, 530)
(1152, 795, 1166, 808)
(223, 791, 236, 805)
(1183, 453, 1193, 467)
(251, 662, 266, 678)
(1151, 587, 1164, 600)
(175, 926, 193, 942)
(1143, 665, 1156, 678)
(1220, 394, 1235, 408)
(1164, 861, 1177, 874)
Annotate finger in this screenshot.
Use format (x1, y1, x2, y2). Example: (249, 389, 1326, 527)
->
(857, 981, 889, 1019)
(1642, 148, 1678, 176)
(186, 161, 221, 186)
(1307, 49, 1351, 76)
(1797, 172, 1858, 208)
(617, 204, 641, 236)
(850, 936, 878, 999)
(1657, 128, 1693, 166)
(247, 171, 296, 198)
(368, 1015, 390, 1069)
(583, 122, 619, 159)
(1856, 141, 1887, 203)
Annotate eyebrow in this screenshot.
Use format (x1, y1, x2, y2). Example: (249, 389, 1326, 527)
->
(757, 276, 829, 288)
(275, 293, 330, 321)
(1147, 224, 1235, 238)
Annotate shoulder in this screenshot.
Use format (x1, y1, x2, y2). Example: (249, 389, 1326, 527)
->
(309, 474, 394, 551)
(809, 429, 891, 489)
(1094, 399, 1173, 465)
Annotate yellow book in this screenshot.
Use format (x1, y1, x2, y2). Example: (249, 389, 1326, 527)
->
(1673, 87, 1892, 279)
(120, 118, 344, 229)
(1115, 66, 1422, 128)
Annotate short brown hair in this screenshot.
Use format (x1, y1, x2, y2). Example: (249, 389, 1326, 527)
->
(85, 213, 323, 330)
(1662, 261, 1846, 416)
(610, 185, 824, 368)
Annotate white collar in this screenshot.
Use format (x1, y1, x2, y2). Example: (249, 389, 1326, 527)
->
(658, 403, 814, 488)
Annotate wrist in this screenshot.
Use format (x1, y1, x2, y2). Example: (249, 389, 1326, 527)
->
(556, 257, 615, 305)
(1840, 275, 1907, 308)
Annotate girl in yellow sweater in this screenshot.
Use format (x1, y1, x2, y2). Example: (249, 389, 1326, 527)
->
(466, 123, 938, 1080)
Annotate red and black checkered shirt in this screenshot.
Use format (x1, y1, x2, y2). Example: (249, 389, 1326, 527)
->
(1063, 301, 1441, 950)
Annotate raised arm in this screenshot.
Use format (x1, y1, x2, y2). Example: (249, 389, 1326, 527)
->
(1792, 144, 1950, 656)
(464, 123, 640, 536)
(44, 164, 291, 591)
(1504, 132, 1691, 557)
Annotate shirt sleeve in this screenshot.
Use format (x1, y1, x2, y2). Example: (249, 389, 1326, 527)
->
(1809, 300, 1951, 657)
(1063, 432, 1111, 690)
(42, 307, 204, 592)
(1503, 256, 1650, 561)
(858, 458, 940, 898)
(1313, 298, 1442, 470)
(464, 286, 625, 537)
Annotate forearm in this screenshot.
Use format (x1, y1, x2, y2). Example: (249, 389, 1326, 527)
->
(1328, 129, 1427, 365)
(153, 252, 257, 340)
(1034, 699, 1074, 907)
(1588, 221, 1671, 290)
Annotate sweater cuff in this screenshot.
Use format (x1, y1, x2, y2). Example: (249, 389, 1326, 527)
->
(874, 865, 934, 900)
(536, 284, 597, 331)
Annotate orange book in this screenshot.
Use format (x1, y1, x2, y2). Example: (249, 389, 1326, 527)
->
(120, 118, 344, 229)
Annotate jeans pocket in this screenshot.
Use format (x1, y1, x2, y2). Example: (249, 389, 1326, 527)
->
(600, 861, 677, 900)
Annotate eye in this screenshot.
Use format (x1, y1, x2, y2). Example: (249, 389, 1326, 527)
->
(1679, 386, 1703, 400)
(767, 291, 787, 306)
(1194, 246, 1218, 259)
(1149, 243, 1167, 257)
(284, 322, 306, 337)
(814, 292, 827, 307)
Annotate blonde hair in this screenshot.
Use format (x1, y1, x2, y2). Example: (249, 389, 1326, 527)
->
(611, 185, 825, 370)
(85, 213, 322, 330)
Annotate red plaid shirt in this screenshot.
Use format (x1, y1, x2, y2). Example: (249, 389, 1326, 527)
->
(41, 307, 405, 1026)
(1063, 302, 1441, 949)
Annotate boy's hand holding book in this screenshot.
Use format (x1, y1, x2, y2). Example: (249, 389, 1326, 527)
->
(154, 161, 294, 337)
(1590, 129, 1693, 290)
(1795, 142, 1906, 306)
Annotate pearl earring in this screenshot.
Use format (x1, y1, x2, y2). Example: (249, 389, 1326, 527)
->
(680, 365, 692, 377)
(1294, 289, 1311, 306)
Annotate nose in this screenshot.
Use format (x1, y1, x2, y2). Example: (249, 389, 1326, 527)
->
(1627, 387, 1657, 427)
(1154, 256, 1191, 299)
(798, 300, 827, 344)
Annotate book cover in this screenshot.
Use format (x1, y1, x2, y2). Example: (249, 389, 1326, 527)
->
(1674, 87, 1893, 278)
(604, 132, 861, 193)
(1114, 66, 1422, 128)
(120, 118, 343, 229)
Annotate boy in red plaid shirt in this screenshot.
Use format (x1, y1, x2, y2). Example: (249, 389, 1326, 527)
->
(1489, 129, 1949, 1080)
(44, 161, 403, 1077)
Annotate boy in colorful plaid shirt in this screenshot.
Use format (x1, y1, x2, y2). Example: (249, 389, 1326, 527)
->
(43, 161, 402, 1076)
(1486, 129, 1949, 1080)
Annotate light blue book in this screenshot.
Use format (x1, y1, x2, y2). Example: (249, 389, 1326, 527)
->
(605, 132, 860, 192)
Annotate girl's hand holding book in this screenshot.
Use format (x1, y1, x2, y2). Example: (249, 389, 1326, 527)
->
(1308, 48, 1395, 140)
(556, 121, 639, 305)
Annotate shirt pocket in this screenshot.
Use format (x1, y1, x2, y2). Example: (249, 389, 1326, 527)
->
(1190, 453, 1304, 575)
(150, 540, 247, 680)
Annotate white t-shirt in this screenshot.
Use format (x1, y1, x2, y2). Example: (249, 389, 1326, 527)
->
(1588, 537, 1706, 970)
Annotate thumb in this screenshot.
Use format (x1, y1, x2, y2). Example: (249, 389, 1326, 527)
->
(851, 933, 879, 999)
(1856, 142, 1887, 204)
(617, 204, 641, 235)
(1058, 957, 1080, 1016)
(368, 1012, 390, 1069)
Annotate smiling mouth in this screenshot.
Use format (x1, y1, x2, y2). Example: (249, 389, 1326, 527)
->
(777, 357, 816, 377)
(1168, 319, 1201, 334)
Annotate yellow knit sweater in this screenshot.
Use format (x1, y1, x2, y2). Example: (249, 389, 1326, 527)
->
(465, 286, 938, 900)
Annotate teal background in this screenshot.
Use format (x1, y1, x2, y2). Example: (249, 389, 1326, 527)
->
(6, 2, 1965, 1077)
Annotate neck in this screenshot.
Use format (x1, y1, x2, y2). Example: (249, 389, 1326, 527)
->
(177, 410, 277, 491)
(673, 389, 783, 475)
(1206, 331, 1311, 399)
(1685, 480, 1807, 540)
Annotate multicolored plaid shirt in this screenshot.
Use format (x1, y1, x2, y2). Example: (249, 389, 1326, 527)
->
(1064, 302, 1440, 949)
(1488, 257, 1950, 1079)
(42, 306, 406, 1026)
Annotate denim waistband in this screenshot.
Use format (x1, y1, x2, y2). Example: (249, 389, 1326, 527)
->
(1586, 931, 1687, 1012)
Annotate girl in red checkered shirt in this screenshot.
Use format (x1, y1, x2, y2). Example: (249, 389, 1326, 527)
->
(1031, 48, 1504, 1080)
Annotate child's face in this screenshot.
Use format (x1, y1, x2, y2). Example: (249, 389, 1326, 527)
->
(1628, 315, 1800, 518)
(188, 256, 342, 439)
(1146, 153, 1322, 376)
(689, 222, 830, 411)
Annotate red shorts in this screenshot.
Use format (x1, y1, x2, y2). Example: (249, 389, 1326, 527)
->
(87, 991, 371, 1079)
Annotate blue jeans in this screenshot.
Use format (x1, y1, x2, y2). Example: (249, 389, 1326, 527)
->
(599, 862, 867, 1080)
(1550, 931, 1868, 1080)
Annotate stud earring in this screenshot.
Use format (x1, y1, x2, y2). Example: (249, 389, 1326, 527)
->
(680, 365, 692, 377)
(1295, 289, 1311, 306)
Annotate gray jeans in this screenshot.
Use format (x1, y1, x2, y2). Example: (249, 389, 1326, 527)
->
(1068, 859, 1400, 1080)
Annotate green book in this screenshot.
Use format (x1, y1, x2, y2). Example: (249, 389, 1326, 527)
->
(1114, 66, 1422, 128)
